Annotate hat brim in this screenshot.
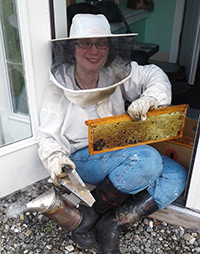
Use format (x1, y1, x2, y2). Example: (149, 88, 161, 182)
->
(51, 33, 138, 42)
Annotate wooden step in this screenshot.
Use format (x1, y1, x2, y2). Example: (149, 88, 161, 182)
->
(149, 204, 200, 229)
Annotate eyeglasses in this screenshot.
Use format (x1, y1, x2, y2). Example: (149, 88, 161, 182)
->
(75, 39, 108, 50)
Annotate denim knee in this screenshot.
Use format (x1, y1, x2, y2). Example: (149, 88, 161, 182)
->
(109, 145, 163, 194)
(147, 154, 187, 209)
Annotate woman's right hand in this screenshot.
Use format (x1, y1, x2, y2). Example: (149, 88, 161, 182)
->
(45, 152, 76, 187)
(127, 96, 158, 121)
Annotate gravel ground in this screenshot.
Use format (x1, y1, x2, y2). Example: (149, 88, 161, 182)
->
(1, 178, 200, 254)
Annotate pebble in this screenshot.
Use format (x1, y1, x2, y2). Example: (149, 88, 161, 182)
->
(65, 245, 74, 252)
(149, 220, 153, 228)
(195, 247, 200, 252)
(0, 178, 200, 254)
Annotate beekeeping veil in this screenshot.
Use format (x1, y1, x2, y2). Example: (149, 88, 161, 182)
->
(50, 14, 137, 116)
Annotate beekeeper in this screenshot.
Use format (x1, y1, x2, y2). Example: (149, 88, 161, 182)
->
(37, 14, 187, 254)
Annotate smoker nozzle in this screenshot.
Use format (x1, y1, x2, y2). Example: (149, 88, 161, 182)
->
(25, 189, 61, 213)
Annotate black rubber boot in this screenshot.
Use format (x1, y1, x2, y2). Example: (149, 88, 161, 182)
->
(72, 176, 130, 249)
(96, 189, 158, 254)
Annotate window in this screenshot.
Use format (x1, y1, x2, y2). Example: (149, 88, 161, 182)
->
(0, 0, 31, 147)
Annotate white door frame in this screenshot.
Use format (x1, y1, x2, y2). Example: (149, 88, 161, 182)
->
(0, 0, 51, 197)
(53, 0, 67, 38)
(178, 0, 200, 84)
(186, 121, 200, 212)
(169, 0, 185, 63)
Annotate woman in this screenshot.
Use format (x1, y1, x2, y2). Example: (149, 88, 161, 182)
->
(38, 14, 187, 253)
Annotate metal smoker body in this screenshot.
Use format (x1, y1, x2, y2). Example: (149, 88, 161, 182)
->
(26, 189, 82, 231)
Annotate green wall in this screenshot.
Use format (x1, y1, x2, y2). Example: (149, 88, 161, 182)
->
(130, 19, 145, 42)
(145, 0, 176, 53)
(129, 0, 176, 54)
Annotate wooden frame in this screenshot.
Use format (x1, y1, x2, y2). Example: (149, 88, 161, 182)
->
(85, 104, 189, 155)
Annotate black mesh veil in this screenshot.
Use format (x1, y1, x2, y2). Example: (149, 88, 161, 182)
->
(51, 36, 136, 88)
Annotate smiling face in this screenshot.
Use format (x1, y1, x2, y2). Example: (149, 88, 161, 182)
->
(75, 38, 109, 74)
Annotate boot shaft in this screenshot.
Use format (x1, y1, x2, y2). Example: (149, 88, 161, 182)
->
(92, 176, 130, 215)
(71, 176, 130, 249)
(96, 189, 158, 254)
(118, 189, 158, 226)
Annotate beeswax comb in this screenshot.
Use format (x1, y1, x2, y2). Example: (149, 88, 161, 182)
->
(85, 104, 189, 155)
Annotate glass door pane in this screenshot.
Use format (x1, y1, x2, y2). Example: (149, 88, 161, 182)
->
(0, 0, 32, 147)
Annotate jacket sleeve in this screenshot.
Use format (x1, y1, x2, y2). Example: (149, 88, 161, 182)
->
(123, 62, 172, 106)
(37, 83, 71, 165)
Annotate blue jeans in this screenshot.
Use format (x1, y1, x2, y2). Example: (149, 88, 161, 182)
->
(70, 145, 187, 210)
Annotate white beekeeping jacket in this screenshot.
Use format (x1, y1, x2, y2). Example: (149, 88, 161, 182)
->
(37, 38, 171, 165)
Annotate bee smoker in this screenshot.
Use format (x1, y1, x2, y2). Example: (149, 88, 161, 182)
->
(25, 189, 82, 231)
